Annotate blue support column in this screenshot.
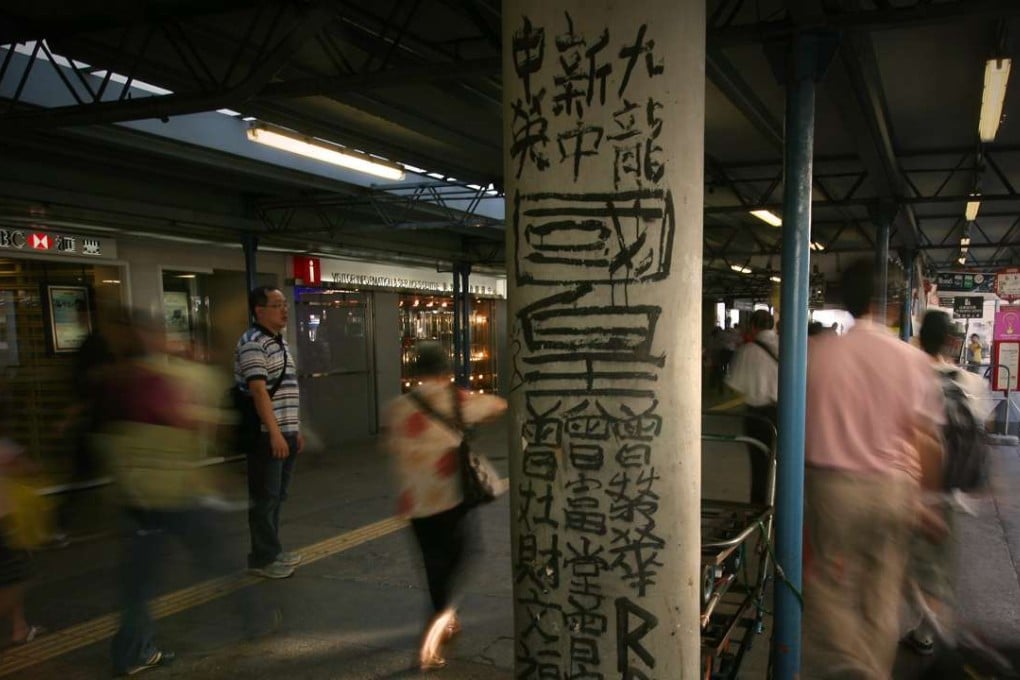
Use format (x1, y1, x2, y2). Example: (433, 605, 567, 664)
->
(774, 32, 832, 680)
(452, 268, 463, 385)
(876, 220, 891, 325)
(450, 263, 473, 388)
(242, 232, 259, 323)
(901, 252, 916, 341)
(458, 264, 472, 387)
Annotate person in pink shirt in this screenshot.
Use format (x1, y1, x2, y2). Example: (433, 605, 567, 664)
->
(801, 259, 944, 679)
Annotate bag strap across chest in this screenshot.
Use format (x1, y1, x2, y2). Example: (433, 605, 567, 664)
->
(407, 384, 465, 439)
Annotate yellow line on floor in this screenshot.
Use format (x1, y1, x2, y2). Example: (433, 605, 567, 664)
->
(708, 396, 744, 411)
(0, 516, 407, 676)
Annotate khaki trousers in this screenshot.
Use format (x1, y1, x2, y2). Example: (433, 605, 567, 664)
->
(801, 467, 917, 679)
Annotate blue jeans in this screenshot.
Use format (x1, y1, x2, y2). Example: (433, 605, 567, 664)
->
(246, 432, 298, 568)
(112, 508, 237, 674)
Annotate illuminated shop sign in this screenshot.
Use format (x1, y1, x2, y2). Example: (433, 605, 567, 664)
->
(316, 258, 506, 298)
(0, 228, 115, 259)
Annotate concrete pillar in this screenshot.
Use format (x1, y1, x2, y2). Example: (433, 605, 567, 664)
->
(503, 3, 704, 678)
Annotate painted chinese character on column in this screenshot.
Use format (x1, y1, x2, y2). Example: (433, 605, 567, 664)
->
(509, 11, 672, 679)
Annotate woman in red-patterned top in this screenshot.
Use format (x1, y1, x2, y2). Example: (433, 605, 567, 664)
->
(381, 342, 506, 671)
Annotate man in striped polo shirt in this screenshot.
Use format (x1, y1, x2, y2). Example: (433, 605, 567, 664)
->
(234, 286, 303, 579)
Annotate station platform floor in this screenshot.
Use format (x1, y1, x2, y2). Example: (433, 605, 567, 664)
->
(6, 399, 1020, 679)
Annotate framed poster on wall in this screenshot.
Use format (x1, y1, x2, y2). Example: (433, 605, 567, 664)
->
(163, 290, 192, 353)
(45, 285, 92, 353)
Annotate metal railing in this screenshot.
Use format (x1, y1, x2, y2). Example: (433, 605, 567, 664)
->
(961, 362, 1018, 436)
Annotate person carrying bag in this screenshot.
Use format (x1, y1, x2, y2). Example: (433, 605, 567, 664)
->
(381, 342, 506, 671)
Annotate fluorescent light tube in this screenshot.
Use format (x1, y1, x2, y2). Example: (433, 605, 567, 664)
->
(770, 276, 781, 283)
(730, 264, 752, 274)
(809, 241, 826, 251)
(750, 209, 782, 227)
(965, 200, 981, 221)
(980, 58, 1011, 143)
(247, 127, 405, 181)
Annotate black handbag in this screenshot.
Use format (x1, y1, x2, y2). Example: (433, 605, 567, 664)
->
(408, 384, 497, 508)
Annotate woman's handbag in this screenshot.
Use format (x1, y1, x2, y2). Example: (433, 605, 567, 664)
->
(408, 385, 501, 508)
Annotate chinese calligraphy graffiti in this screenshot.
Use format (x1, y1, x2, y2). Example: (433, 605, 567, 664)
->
(508, 7, 683, 677)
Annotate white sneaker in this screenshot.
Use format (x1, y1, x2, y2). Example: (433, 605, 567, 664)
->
(248, 562, 294, 579)
(276, 552, 302, 567)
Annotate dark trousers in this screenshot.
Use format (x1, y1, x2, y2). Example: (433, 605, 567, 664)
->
(112, 507, 237, 674)
(410, 504, 472, 614)
(745, 405, 777, 506)
(246, 433, 298, 569)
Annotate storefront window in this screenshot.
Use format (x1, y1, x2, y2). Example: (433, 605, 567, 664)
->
(399, 294, 497, 393)
(294, 288, 370, 374)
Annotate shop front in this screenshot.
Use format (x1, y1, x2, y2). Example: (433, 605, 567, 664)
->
(0, 226, 124, 467)
(292, 256, 506, 444)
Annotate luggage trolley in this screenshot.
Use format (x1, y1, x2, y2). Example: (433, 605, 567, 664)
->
(699, 412, 777, 680)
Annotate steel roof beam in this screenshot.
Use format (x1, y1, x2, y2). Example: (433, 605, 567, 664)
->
(0, 1, 271, 46)
(707, 48, 783, 150)
(711, 0, 1020, 48)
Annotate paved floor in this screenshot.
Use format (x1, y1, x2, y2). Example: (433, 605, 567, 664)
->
(9, 399, 1020, 679)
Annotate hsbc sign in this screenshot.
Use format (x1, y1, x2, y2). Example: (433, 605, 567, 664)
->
(0, 228, 116, 259)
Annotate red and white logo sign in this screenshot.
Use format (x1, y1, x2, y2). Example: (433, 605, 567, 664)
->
(292, 256, 322, 285)
(30, 233, 50, 250)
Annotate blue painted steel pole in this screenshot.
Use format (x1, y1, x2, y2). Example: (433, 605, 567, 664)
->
(460, 264, 472, 387)
(774, 34, 818, 680)
(242, 232, 259, 324)
(452, 267, 463, 385)
(901, 252, 915, 341)
(876, 220, 890, 325)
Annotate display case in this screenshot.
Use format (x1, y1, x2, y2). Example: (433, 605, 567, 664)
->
(398, 294, 496, 393)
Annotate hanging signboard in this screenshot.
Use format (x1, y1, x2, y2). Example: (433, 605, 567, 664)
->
(995, 306, 1020, 341)
(953, 296, 984, 319)
(993, 341, 1020, 391)
(995, 267, 1020, 301)
(936, 271, 995, 294)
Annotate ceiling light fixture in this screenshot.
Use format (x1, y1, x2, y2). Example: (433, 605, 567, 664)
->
(958, 255, 967, 265)
(965, 197, 981, 221)
(979, 58, 1012, 143)
(246, 126, 406, 181)
(730, 264, 752, 274)
(809, 241, 826, 251)
(960, 236, 972, 247)
(750, 209, 782, 227)
(770, 275, 782, 283)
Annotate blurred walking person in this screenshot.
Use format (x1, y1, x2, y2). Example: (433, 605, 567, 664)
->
(98, 314, 247, 676)
(0, 438, 47, 645)
(382, 343, 506, 671)
(234, 286, 303, 579)
(802, 260, 945, 679)
(725, 309, 778, 505)
(901, 311, 1011, 674)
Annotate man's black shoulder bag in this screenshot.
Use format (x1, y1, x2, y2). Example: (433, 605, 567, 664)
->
(231, 339, 287, 455)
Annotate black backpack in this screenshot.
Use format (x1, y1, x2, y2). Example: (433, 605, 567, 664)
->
(939, 369, 990, 492)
